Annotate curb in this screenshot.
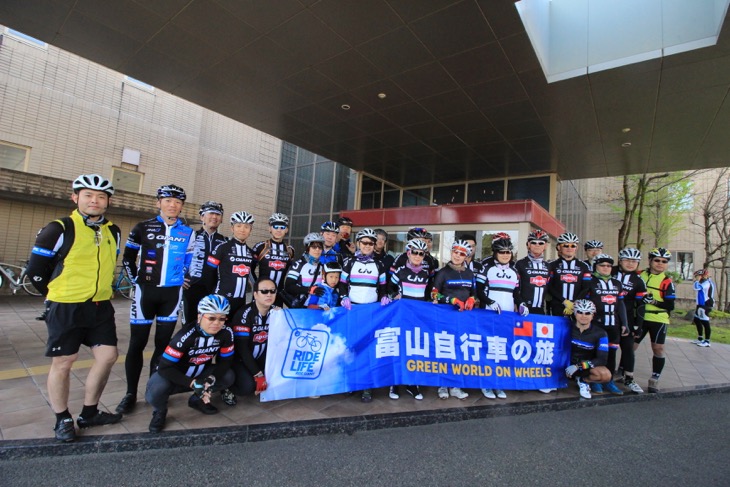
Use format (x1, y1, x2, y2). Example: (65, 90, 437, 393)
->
(2, 383, 728, 460)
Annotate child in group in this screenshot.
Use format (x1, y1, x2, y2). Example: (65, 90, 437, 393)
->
(307, 262, 342, 310)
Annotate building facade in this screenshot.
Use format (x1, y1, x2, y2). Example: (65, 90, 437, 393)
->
(0, 26, 281, 272)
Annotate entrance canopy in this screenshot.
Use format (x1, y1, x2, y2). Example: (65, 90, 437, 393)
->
(2, 1, 730, 186)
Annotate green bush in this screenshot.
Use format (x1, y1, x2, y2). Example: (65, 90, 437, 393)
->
(709, 309, 730, 319)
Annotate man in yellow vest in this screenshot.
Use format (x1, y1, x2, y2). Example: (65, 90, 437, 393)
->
(634, 248, 675, 393)
(27, 174, 122, 442)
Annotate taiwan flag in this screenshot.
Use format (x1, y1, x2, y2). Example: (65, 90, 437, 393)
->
(514, 321, 533, 337)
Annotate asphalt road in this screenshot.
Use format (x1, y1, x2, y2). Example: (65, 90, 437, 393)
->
(3, 393, 728, 486)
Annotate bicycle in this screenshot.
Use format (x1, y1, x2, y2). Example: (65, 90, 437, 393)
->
(113, 266, 135, 299)
(0, 260, 43, 296)
(295, 330, 322, 352)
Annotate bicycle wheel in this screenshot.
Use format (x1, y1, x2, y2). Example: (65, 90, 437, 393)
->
(118, 275, 135, 300)
(21, 274, 43, 296)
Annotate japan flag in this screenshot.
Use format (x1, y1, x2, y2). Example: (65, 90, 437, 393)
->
(536, 322, 554, 339)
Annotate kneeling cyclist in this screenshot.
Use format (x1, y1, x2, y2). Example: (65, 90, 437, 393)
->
(565, 299, 612, 399)
(145, 294, 235, 433)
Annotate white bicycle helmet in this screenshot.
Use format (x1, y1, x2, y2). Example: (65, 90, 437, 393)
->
(304, 232, 325, 246)
(197, 294, 230, 315)
(619, 247, 642, 260)
(72, 174, 115, 196)
(452, 239, 473, 256)
(356, 228, 377, 242)
(557, 232, 580, 244)
(269, 212, 289, 226)
(573, 299, 596, 314)
(230, 211, 254, 225)
(593, 253, 614, 268)
(407, 239, 428, 252)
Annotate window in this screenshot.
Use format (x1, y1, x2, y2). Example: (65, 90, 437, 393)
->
(4, 28, 47, 49)
(433, 184, 465, 205)
(673, 251, 694, 281)
(507, 176, 551, 210)
(468, 181, 504, 203)
(383, 183, 400, 208)
(111, 167, 143, 193)
(360, 175, 383, 209)
(0, 141, 30, 171)
(402, 187, 431, 207)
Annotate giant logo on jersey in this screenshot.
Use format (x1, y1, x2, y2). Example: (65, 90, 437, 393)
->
(232, 264, 250, 276)
(561, 273, 578, 283)
(270, 260, 286, 271)
(530, 276, 547, 287)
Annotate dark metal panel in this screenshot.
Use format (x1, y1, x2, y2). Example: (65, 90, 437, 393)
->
(310, 0, 402, 46)
(268, 10, 350, 65)
(314, 50, 384, 90)
(440, 42, 512, 87)
(410, 0, 495, 59)
(357, 26, 434, 77)
(391, 62, 459, 100)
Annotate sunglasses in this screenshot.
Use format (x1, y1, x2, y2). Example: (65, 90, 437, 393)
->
(561, 244, 578, 248)
(452, 250, 467, 257)
(576, 311, 593, 315)
(272, 224, 287, 230)
(653, 259, 669, 264)
(497, 250, 512, 255)
(596, 263, 612, 267)
(529, 241, 546, 245)
(360, 241, 375, 246)
(257, 289, 277, 295)
(309, 243, 323, 249)
(410, 250, 425, 256)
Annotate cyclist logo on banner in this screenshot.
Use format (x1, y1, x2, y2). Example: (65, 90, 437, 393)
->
(281, 328, 329, 380)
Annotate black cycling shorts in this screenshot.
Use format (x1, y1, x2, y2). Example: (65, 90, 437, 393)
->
(45, 300, 116, 356)
(635, 319, 667, 345)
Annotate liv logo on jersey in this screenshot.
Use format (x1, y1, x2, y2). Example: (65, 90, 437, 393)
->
(536, 322, 554, 339)
(281, 328, 329, 379)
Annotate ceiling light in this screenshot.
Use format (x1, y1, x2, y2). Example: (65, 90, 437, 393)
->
(621, 127, 631, 133)
(377, 93, 387, 99)
(622, 142, 632, 147)
(341, 104, 350, 110)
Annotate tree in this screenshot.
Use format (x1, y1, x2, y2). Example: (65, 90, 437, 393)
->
(693, 168, 730, 311)
(610, 171, 701, 251)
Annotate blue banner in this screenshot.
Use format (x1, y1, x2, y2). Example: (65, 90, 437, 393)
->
(261, 300, 571, 402)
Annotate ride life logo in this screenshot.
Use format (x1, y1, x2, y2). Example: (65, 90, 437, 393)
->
(281, 327, 329, 380)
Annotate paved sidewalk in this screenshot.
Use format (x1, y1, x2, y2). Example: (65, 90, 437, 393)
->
(2, 296, 729, 446)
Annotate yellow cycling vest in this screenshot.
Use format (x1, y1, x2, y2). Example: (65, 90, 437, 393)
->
(640, 270, 671, 325)
(47, 210, 119, 303)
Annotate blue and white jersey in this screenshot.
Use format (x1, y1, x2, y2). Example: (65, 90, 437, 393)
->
(123, 216, 194, 287)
